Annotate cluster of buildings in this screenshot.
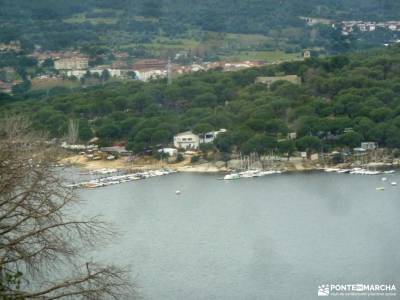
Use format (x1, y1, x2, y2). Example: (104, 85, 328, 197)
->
(175, 61, 267, 75)
(303, 17, 400, 35)
(53, 55, 127, 80)
(54, 56, 89, 70)
(303, 16, 400, 35)
(0, 38, 278, 94)
(301, 17, 334, 27)
(0, 41, 21, 52)
(132, 59, 169, 81)
(34, 50, 269, 83)
(341, 21, 400, 34)
(1, 48, 271, 94)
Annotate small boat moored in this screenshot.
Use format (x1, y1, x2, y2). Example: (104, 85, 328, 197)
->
(384, 170, 396, 174)
(223, 173, 240, 180)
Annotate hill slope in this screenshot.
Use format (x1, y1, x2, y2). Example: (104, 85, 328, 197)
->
(2, 45, 400, 154)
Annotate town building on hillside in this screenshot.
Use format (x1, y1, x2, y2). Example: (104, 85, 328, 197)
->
(132, 59, 168, 70)
(54, 57, 89, 70)
(361, 142, 377, 151)
(300, 17, 333, 26)
(0, 41, 21, 52)
(131, 59, 169, 82)
(173, 131, 200, 150)
(255, 75, 301, 86)
(340, 20, 400, 35)
(67, 68, 127, 79)
(134, 69, 167, 81)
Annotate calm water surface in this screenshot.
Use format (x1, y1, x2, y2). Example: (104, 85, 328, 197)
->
(78, 172, 400, 300)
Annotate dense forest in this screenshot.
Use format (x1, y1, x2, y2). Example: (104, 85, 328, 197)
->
(1, 0, 399, 54)
(1, 44, 400, 156)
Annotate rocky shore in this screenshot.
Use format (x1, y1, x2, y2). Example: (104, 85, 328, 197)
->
(61, 154, 399, 174)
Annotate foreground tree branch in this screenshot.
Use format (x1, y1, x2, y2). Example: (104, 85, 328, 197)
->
(0, 117, 137, 299)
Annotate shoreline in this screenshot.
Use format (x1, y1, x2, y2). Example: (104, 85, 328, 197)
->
(60, 155, 400, 174)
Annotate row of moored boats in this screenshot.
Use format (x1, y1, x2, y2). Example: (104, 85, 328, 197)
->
(223, 169, 284, 180)
(324, 167, 396, 176)
(67, 169, 177, 189)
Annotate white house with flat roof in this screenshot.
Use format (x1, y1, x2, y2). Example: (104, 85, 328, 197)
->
(361, 142, 377, 150)
(173, 131, 200, 150)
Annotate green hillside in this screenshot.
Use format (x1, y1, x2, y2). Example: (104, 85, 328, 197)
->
(2, 44, 400, 154)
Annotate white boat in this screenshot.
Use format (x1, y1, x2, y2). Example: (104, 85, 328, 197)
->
(350, 168, 381, 175)
(74, 168, 177, 189)
(349, 168, 363, 174)
(364, 170, 381, 175)
(257, 170, 281, 176)
(324, 168, 340, 172)
(384, 170, 396, 174)
(391, 182, 397, 186)
(223, 173, 240, 180)
(376, 187, 385, 191)
(239, 170, 260, 178)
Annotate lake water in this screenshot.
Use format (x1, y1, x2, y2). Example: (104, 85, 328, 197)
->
(78, 172, 400, 299)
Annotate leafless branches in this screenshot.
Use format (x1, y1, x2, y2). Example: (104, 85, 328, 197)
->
(0, 116, 137, 299)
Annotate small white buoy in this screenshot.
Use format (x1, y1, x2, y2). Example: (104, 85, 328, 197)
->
(176, 190, 181, 195)
(382, 177, 387, 181)
(391, 182, 397, 186)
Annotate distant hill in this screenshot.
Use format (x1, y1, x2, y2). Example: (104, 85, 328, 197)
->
(1, 0, 400, 53)
(2, 0, 400, 24)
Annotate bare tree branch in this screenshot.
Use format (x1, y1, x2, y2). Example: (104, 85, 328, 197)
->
(0, 116, 138, 299)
